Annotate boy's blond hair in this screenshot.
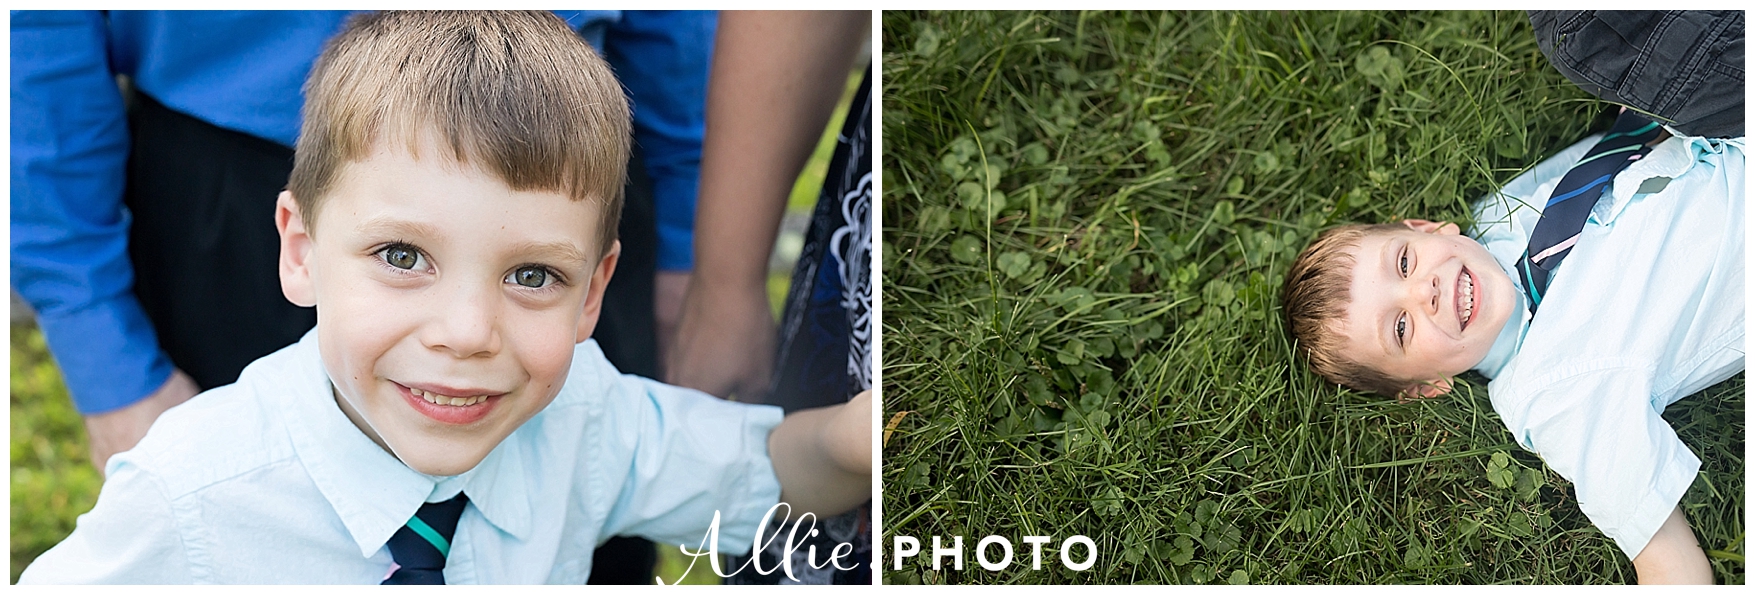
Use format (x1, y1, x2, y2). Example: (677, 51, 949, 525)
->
(287, 11, 630, 257)
(1281, 223, 1411, 396)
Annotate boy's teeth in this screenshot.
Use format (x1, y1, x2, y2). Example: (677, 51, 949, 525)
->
(1459, 270, 1474, 326)
(410, 387, 486, 407)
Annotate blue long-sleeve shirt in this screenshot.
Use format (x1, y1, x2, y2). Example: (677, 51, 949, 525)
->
(10, 10, 713, 414)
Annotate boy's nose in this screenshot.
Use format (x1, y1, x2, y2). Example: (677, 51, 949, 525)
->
(424, 281, 502, 359)
(1406, 274, 1441, 315)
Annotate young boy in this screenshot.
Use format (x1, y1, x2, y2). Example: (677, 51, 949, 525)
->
(1282, 119, 1743, 583)
(19, 11, 872, 584)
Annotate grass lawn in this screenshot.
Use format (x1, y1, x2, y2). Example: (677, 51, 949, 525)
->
(880, 11, 1743, 584)
(10, 325, 103, 584)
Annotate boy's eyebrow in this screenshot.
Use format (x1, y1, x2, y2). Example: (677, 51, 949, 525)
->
(355, 217, 443, 242)
(506, 240, 593, 267)
(1376, 238, 1400, 356)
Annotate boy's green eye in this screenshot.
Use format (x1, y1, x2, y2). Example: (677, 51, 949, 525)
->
(510, 266, 549, 288)
(1399, 248, 1409, 276)
(1395, 314, 1407, 344)
(384, 245, 420, 270)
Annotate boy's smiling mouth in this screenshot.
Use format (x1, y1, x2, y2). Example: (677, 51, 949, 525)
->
(1457, 266, 1476, 331)
(412, 387, 491, 407)
(394, 381, 503, 425)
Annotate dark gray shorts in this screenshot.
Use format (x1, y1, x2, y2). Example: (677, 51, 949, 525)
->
(1530, 10, 1744, 138)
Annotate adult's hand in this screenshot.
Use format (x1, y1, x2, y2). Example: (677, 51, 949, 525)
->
(82, 368, 199, 474)
(665, 276, 776, 400)
(652, 270, 690, 367)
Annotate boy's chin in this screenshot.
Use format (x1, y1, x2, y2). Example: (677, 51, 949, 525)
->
(393, 444, 493, 477)
(1469, 310, 1513, 350)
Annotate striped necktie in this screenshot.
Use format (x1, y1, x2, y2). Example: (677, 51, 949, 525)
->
(1517, 110, 1664, 314)
(381, 493, 468, 585)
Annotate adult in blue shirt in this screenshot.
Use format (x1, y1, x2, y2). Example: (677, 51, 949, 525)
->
(11, 9, 714, 584)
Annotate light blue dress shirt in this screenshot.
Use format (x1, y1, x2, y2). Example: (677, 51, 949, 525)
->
(18, 330, 784, 584)
(1470, 132, 1744, 559)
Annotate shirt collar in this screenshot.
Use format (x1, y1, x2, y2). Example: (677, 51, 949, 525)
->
(454, 435, 531, 538)
(276, 330, 532, 558)
(1596, 134, 1704, 226)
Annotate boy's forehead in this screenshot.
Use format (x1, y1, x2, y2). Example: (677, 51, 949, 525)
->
(1337, 233, 1401, 354)
(1338, 232, 1385, 285)
(324, 142, 604, 248)
(351, 134, 494, 179)
(340, 136, 598, 204)
(1336, 302, 1387, 361)
(1342, 227, 1418, 273)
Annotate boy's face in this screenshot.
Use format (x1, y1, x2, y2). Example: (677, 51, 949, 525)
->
(276, 138, 618, 476)
(1335, 220, 1515, 397)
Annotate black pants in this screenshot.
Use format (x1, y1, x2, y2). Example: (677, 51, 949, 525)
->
(1530, 11, 1744, 138)
(123, 93, 657, 584)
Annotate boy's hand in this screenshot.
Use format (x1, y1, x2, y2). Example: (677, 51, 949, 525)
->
(822, 390, 873, 476)
(768, 390, 874, 519)
(1631, 506, 1712, 584)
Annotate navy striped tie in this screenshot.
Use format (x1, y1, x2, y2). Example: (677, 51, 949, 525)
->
(381, 493, 468, 585)
(1517, 110, 1664, 314)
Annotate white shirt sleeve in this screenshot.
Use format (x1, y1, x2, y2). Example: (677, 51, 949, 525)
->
(17, 461, 194, 584)
(594, 375, 785, 556)
(1515, 367, 1702, 560)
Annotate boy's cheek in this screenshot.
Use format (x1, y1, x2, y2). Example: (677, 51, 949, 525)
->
(505, 312, 583, 398)
(319, 281, 407, 348)
(314, 278, 418, 391)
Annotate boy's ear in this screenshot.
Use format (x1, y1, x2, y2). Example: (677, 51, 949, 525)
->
(275, 191, 317, 308)
(574, 240, 622, 343)
(1401, 219, 1461, 236)
(1398, 377, 1453, 401)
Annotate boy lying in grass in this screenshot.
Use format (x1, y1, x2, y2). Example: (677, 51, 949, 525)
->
(20, 11, 872, 584)
(1281, 116, 1742, 583)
